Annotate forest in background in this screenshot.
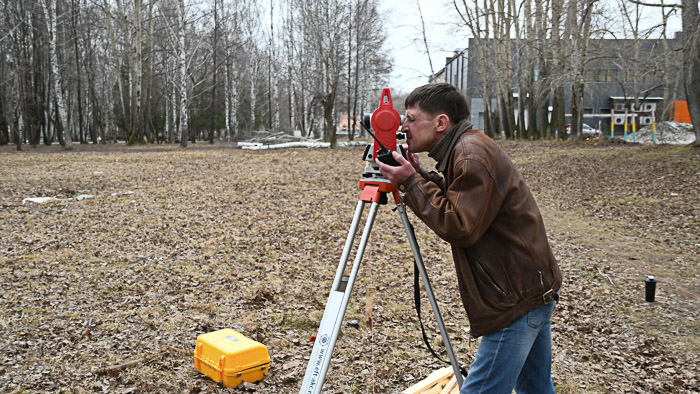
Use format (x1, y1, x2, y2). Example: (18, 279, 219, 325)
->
(0, 0, 698, 149)
(1, 0, 392, 148)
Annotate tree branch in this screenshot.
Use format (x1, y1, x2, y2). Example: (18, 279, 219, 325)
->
(625, 0, 681, 8)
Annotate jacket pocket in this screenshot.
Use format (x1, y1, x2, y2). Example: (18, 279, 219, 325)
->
(475, 260, 507, 299)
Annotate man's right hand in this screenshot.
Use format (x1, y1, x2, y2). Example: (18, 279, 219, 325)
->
(403, 144, 420, 172)
(376, 150, 416, 184)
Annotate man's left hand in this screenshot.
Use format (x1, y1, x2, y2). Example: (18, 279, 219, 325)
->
(376, 151, 416, 184)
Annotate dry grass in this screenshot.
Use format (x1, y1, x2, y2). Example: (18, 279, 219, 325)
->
(0, 140, 697, 393)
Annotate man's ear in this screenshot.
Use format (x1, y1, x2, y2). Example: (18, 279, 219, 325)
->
(436, 114, 451, 133)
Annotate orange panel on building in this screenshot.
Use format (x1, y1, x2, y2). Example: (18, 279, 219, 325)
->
(670, 101, 691, 123)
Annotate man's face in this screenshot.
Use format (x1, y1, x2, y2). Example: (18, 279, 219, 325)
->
(402, 105, 441, 153)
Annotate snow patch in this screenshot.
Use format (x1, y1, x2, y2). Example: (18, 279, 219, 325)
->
(22, 197, 59, 204)
(636, 122, 695, 144)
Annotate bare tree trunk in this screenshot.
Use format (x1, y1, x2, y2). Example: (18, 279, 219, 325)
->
(550, 0, 566, 139)
(0, 0, 8, 146)
(131, 0, 143, 144)
(42, 0, 71, 150)
(29, 3, 44, 147)
(536, 0, 551, 138)
(569, 0, 595, 140)
(352, 0, 364, 139)
(299, 32, 307, 137)
(231, 66, 239, 139)
(81, 3, 100, 145)
(164, 72, 170, 143)
(524, 0, 538, 137)
(224, 57, 231, 141)
(287, 0, 296, 135)
(346, 4, 352, 141)
(209, 0, 218, 144)
(324, 84, 338, 148)
(681, 0, 700, 142)
(103, 0, 127, 142)
(0, 80, 7, 145)
(250, 54, 257, 132)
(270, 0, 280, 132)
(454, 0, 494, 135)
(178, 0, 188, 147)
(70, 0, 85, 144)
(106, 72, 116, 142)
(511, 0, 526, 138)
(143, 0, 155, 143)
(661, 4, 673, 121)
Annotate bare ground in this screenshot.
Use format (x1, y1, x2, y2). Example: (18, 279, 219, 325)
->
(0, 138, 697, 393)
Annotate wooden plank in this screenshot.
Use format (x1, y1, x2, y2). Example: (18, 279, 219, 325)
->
(439, 375, 458, 394)
(402, 366, 454, 394)
(421, 375, 452, 394)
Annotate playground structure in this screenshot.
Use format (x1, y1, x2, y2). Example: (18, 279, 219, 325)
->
(609, 97, 661, 142)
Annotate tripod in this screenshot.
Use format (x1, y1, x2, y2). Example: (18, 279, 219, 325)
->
(300, 150, 464, 393)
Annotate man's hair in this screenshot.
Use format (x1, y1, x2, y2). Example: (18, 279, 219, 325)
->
(405, 83, 470, 124)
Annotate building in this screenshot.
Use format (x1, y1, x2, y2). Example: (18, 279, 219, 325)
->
(443, 37, 686, 134)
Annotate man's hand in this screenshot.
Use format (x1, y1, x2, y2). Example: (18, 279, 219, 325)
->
(376, 150, 416, 184)
(403, 144, 421, 172)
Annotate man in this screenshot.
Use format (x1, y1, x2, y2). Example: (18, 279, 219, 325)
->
(376, 83, 562, 393)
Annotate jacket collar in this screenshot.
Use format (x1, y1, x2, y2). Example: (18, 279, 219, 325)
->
(429, 119, 473, 173)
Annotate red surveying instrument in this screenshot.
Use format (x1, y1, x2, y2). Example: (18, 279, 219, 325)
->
(299, 88, 463, 393)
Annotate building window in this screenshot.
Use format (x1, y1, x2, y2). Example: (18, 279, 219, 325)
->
(585, 69, 598, 82)
(602, 69, 618, 82)
(618, 69, 627, 82)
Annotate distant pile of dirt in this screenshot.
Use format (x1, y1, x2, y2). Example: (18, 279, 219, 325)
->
(637, 121, 695, 144)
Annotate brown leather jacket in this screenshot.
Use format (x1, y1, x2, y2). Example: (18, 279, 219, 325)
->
(397, 121, 562, 337)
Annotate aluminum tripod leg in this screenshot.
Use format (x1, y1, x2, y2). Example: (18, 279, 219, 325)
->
(397, 203, 464, 388)
(300, 200, 380, 394)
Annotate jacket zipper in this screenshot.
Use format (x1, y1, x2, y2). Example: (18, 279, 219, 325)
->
(538, 269, 548, 291)
(476, 261, 506, 296)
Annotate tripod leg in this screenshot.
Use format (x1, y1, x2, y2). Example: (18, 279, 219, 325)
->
(396, 203, 465, 388)
(300, 201, 381, 394)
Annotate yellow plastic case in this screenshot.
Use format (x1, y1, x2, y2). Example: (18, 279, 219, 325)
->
(194, 328, 270, 387)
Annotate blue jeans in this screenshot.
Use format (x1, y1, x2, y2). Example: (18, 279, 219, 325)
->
(460, 299, 557, 394)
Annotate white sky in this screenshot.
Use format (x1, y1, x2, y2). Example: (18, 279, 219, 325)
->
(379, 0, 462, 94)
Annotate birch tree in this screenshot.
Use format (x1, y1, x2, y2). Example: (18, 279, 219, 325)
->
(550, 0, 567, 138)
(243, 0, 261, 134)
(103, 0, 127, 142)
(269, 0, 280, 131)
(208, 0, 219, 144)
(454, 0, 498, 136)
(0, 0, 8, 145)
(178, 0, 189, 147)
(42, 0, 72, 149)
(567, 0, 597, 140)
(285, 0, 297, 134)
